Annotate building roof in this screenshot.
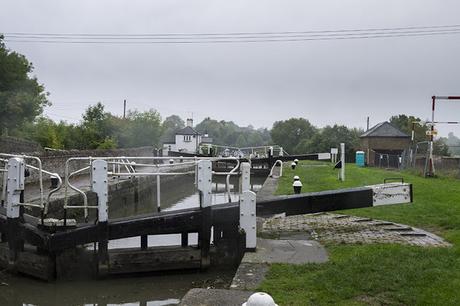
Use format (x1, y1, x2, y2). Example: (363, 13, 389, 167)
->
(176, 126, 201, 135)
(360, 121, 410, 138)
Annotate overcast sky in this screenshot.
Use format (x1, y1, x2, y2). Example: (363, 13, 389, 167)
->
(1, 0, 460, 136)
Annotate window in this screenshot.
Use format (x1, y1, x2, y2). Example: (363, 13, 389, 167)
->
(183, 135, 191, 142)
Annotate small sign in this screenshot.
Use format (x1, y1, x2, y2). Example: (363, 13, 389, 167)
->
(331, 148, 338, 154)
(426, 130, 438, 136)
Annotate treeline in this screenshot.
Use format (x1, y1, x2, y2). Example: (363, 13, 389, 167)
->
(8, 102, 274, 150)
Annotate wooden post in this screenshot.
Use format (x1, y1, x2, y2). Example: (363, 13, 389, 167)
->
(181, 232, 188, 247)
(141, 235, 148, 249)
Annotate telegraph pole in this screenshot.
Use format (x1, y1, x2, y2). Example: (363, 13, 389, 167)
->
(123, 99, 127, 119)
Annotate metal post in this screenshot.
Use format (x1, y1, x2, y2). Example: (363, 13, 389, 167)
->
(6, 157, 25, 264)
(340, 143, 345, 181)
(92, 159, 109, 276)
(156, 174, 161, 212)
(197, 160, 212, 268)
(240, 190, 257, 250)
(240, 162, 251, 193)
(427, 96, 436, 176)
(197, 160, 212, 208)
(92, 160, 108, 223)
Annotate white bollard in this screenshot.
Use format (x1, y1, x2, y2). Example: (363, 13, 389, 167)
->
(242, 292, 278, 306)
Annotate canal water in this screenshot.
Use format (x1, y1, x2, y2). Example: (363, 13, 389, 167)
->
(0, 175, 266, 306)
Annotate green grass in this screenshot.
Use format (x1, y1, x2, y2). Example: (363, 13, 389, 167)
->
(259, 161, 460, 305)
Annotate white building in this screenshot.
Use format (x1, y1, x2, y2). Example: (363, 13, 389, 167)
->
(162, 119, 212, 155)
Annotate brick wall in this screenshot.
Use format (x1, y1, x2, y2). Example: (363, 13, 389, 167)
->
(360, 137, 410, 166)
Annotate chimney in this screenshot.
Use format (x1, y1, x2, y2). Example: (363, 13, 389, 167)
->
(186, 118, 193, 127)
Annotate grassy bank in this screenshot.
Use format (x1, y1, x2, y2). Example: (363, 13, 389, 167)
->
(259, 161, 460, 305)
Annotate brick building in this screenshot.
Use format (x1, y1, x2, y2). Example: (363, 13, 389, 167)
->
(360, 121, 411, 167)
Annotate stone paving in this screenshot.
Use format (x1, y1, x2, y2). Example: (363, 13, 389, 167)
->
(262, 212, 451, 247)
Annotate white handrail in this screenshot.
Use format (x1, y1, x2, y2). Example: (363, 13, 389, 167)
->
(0, 153, 44, 210)
(269, 160, 283, 178)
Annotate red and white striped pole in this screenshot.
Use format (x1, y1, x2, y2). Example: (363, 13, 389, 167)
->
(427, 96, 460, 177)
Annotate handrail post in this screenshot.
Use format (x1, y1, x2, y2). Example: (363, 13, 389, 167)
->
(197, 160, 212, 268)
(238, 161, 256, 250)
(6, 157, 25, 264)
(92, 159, 109, 276)
(156, 174, 161, 212)
(240, 189, 257, 250)
(240, 162, 251, 193)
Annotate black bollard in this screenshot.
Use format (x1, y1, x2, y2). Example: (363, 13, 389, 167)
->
(291, 162, 296, 170)
(293, 180, 302, 194)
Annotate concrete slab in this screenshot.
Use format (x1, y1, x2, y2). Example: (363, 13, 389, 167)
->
(241, 238, 328, 265)
(180, 288, 253, 306)
(230, 262, 270, 291)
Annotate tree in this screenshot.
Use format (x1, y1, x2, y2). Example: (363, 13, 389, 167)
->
(120, 109, 162, 147)
(0, 36, 50, 134)
(296, 124, 362, 158)
(270, 118, 317, 154)
(161, 115, 185, 143)
(80, 102, 112, 149)
(194, 117, 271, 147)
(389, 114, 427, 144)
(445, 132, 460, 156)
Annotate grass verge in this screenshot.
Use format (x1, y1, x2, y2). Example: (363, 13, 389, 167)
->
(258, 161, 460, 305)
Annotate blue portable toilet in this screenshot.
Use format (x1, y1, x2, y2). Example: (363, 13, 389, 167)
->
(355, 151, 365, 167)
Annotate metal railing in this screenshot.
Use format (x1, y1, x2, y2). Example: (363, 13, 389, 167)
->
(0, 154, 62, 221)
(63, 156, 241, 222)
(269, 160, 283, 178)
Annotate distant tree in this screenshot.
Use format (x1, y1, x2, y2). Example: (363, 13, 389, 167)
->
(235, 134, 248, 147)
(161, 115, 185, 143)
(433, 138, 450, 156)
(120, 109, 162, 147)
(445, 132, 460, 156)
(0, 37, 50, 134)
(195, 118, 270, 147)
(389, 114, 427, 144)
(80, 102, 112, 149)
(297, 124, 362, 157)
(270, 118, 317, 154)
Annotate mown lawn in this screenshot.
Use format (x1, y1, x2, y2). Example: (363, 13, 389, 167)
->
(259, 161, 460, 305)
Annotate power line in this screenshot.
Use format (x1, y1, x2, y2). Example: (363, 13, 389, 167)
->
(3, 25, 460, 44)
(4, 24, 460, 37)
